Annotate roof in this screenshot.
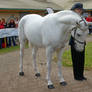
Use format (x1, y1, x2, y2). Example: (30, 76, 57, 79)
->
(51, 0, 92, 10)
(83, 0, 92, 9)
(0, 0, 62, 10)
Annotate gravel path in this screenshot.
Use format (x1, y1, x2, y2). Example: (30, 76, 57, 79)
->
(0, 36, 92, 92)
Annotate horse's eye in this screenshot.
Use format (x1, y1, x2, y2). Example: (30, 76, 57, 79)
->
(77, 33, 81, 37)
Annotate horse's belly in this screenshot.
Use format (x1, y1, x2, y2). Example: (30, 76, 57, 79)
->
(29, 36, 43, 47)
(25, 30, 43, 47)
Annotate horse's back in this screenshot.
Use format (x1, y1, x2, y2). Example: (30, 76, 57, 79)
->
(19, 14, 43, 26)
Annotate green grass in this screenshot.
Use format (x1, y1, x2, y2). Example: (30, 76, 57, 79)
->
(0, 46, 20, 54)
(0, 42, 92, 69)
(62, 49, 72, 67)
(85, 42, 92, 69)
(62, 42, 92, 69)
(0, 44, 28, 55)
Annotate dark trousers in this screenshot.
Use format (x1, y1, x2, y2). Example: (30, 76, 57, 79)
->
(7, 37, 16, 47)
(11, 36, 16, 46)
(71, 45, 85, 79)
(0, 38, 2, 49)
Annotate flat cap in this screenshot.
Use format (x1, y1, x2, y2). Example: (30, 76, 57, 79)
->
(71, 3, 83, 10)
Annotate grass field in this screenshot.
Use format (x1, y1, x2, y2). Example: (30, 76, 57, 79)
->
(62, 42, 92, 70)
(0, 44, 28, 55)
(0, 46, 20, 54)
(0, 42, 92, 69)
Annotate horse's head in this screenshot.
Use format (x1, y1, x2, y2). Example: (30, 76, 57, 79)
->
(71, 27, 88, 52)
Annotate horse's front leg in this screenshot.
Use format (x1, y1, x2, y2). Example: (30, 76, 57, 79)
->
(57, 48, 67, 86)
(32, 47, 40, 77)
(46, 47, 55, 89)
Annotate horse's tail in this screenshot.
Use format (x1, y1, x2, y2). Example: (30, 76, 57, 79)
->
(18, 18, 26, 44)
(18, 17, 26, 74)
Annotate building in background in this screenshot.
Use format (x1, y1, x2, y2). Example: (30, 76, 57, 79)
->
(0, 0, 62, 22)
(0, 0, 62, 49)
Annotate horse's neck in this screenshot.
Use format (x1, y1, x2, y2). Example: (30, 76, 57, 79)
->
(59, 24, 72, 44)
(55, 10, 79, 18)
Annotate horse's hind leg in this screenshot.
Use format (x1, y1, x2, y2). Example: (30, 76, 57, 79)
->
(19, 41, 25, 76)
(57, 49, 67, 86)
(32, 47, 40, 77)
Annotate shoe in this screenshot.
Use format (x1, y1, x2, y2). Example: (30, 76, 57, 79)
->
(82, 77, 87, 80)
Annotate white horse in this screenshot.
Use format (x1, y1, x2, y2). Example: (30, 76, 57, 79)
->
(18, 10, 88, 89)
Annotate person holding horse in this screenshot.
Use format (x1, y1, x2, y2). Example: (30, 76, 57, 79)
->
(69, 3, 87, 81)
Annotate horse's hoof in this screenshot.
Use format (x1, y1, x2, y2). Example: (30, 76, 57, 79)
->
(48, 85, 55, 89)
(19, 72, 24, 76)
(35, 73, 41, 77)
(60, 81, 67, 86)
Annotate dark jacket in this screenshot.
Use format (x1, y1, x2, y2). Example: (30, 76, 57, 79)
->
(69, 36, 74, 46)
